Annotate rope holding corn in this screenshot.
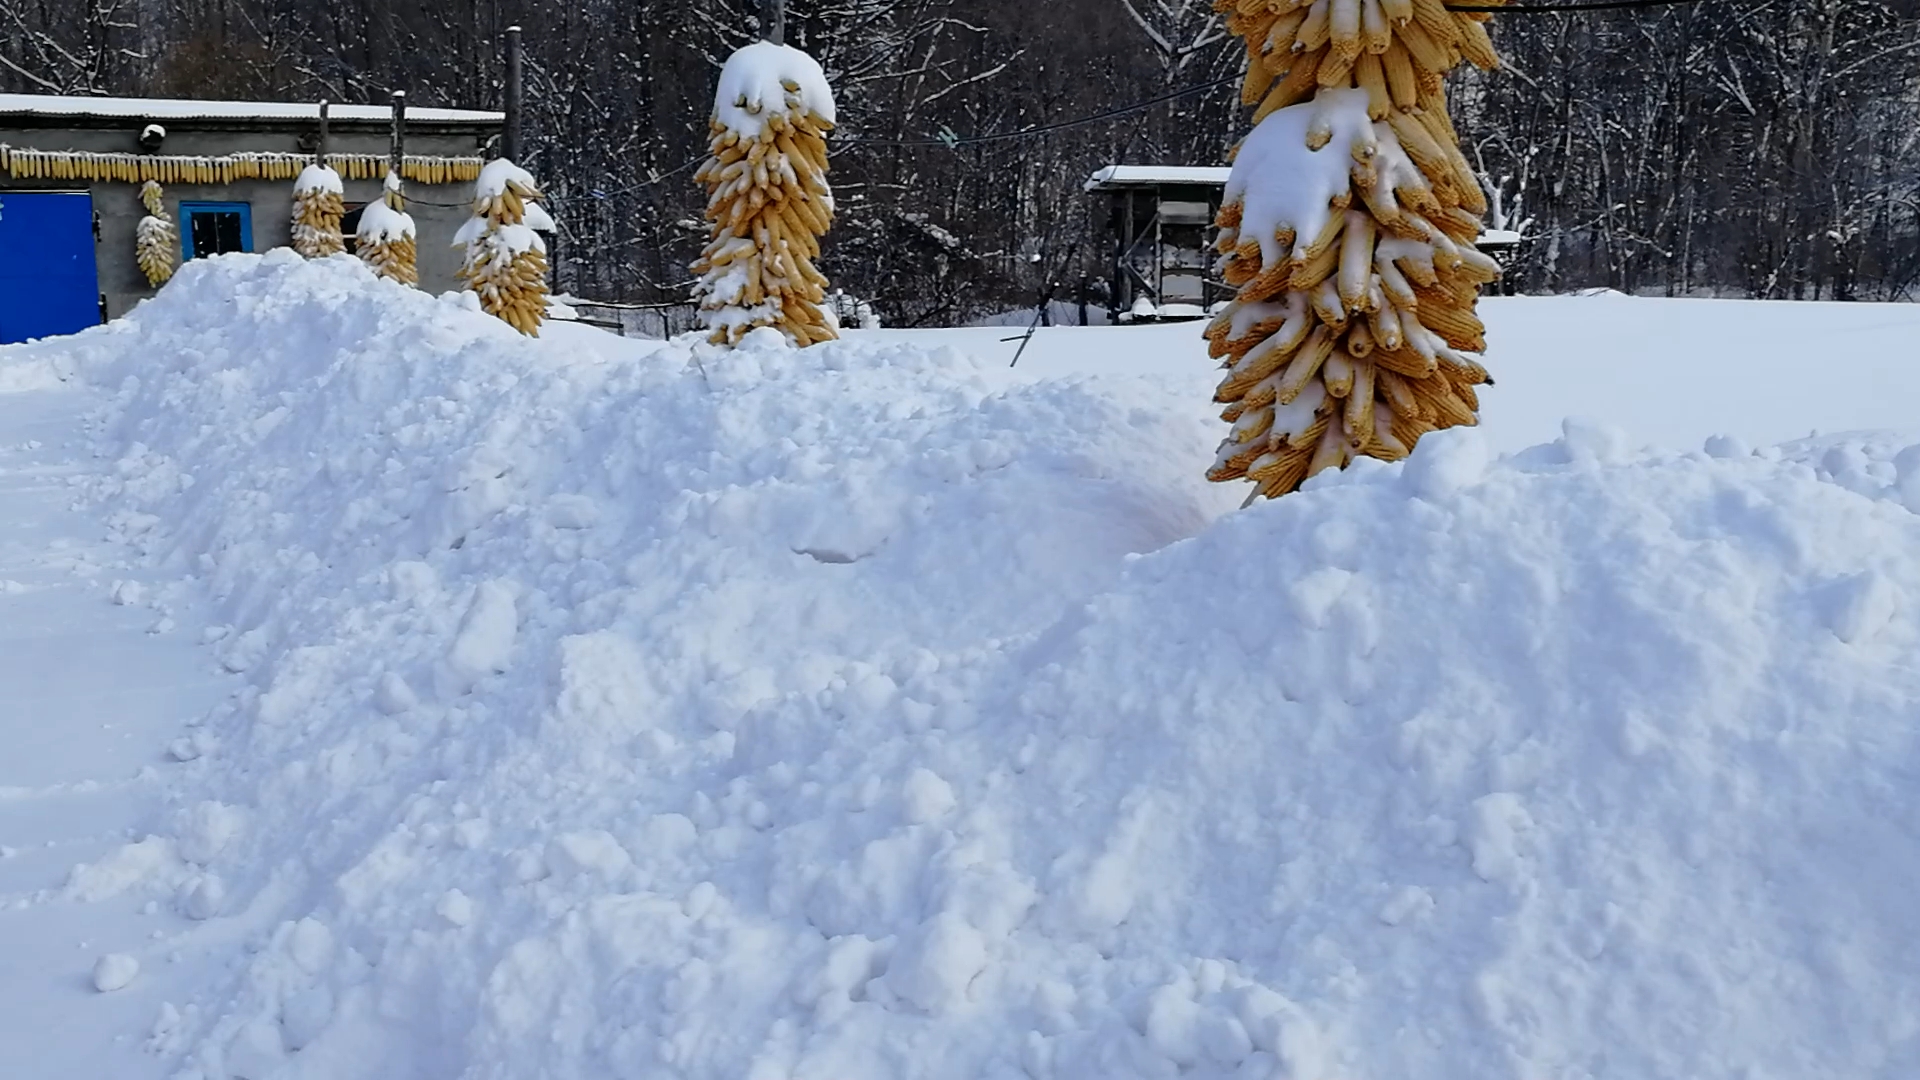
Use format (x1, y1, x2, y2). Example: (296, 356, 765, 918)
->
(1206, 0, 1502, 500)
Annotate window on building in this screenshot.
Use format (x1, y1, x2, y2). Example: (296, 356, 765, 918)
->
(178, 202, 253, 260)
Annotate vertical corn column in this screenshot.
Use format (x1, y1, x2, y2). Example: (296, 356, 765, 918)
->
(291, 164, 346, 258)
(691, 41, 839, 347)
(1206, 0, 1503, 500)
(135, 181, 177, 287)
(456, 160, 553, 336)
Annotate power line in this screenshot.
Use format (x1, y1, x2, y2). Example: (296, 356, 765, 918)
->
(834, 73, 1241, 152)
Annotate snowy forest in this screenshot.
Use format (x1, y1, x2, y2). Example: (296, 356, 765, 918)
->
(4, 0, 1917, 320)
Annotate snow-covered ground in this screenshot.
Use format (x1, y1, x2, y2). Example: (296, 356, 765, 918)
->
(3, 252, 1920, 1079)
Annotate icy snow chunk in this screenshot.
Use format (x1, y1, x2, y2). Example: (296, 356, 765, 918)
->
(110, 579, 148, 606)
(1286, 567, 1354, 630)
(714, 41, 837, 137)
(1893, 444, 1920, 513)
(288, 917, 335, 974)
(281, 984, 335, 1051)
(66, 836, 174, 901)
(92, 953, 140, 992)
(544, 830, 633, 880)
(1560, 416, 1631, 466)
(1467, 792, 1533, 885)
(436, 888, 475, 927)
(884, 913, 988, 1013)
(1704, 433, 1750, 459)
(373, 671, 418, 715)
(226, 1018, 287, 1080)
(1378, 885, 1435, 926)
(1402, 427, 1490, 500)
(903, 768, 956, 824)
(544, 493, 601, 530)
(175, 800, 246, 864)
(179, 874, 226, 920)
(1822, 571, 1897, 645)
(447, 580, 518, 687)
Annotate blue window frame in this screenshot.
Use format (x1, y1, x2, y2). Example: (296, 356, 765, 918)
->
(178, 201, 253, 260)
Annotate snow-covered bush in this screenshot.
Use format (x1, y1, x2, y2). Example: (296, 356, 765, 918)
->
(453, 159, 553, 336)
(1206, 2, 1502, 499)
(290, 163, 345, 258)
(355, 172, 417, 286)
(692, 41, 838, 346)
(135, 180, 176, 287)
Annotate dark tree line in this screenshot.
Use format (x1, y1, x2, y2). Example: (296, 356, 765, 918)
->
(5, 0, 1916, 318)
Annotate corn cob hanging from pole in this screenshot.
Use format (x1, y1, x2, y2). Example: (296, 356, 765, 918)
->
(291, 100, 346, 258)
(1205, 0, 1503, 501)
(357, 91, 418, 285)
(690, 23, 840, 347)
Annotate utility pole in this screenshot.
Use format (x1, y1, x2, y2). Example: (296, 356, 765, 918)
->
(762, 0, 786, 44)
(503, 25, 523, 161)
(388, 90, 406, 204)
(316, 99, 330, 164)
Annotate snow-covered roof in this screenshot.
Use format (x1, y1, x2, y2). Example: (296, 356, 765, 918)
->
(1480, 229, 1525, 246)
(0, 94, 501, 126)
(1085, 165, 1232, 191)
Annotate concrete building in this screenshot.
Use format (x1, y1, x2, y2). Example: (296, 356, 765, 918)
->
(0, 94, 503, 344)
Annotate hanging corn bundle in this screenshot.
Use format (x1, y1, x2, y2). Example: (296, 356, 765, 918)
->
(691, 41, 839, 347)
(291, 163, 346, 258)
(356, 172, 418, 286)
(0, 147, 482, 186)
(453, 159, 553, 336)
(1205, 0, 1504, 501)
(134, 181, 177, 287)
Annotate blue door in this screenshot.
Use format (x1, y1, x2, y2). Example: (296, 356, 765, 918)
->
(0, 191, 101, 345)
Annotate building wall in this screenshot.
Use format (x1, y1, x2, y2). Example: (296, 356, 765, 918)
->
(1, 123, 489, 318)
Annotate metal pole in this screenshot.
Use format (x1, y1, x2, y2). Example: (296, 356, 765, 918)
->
(762, 0, 786, 44)
(316, 99, 330, 164)
(503, 25, 523, 161)
(389, 90, 406, 203)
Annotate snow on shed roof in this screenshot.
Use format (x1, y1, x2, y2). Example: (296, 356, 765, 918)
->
(0, 94, 501, 125)
(1085, 165, 1232, 191)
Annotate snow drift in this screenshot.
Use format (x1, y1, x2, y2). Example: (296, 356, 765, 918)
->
(33, 252, 1920, 1079)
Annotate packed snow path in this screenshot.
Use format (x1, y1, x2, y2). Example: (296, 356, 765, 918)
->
(0, 376, 230, 1076)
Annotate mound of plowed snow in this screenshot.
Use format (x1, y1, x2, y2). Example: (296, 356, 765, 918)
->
(39, 253, 1920, 1079)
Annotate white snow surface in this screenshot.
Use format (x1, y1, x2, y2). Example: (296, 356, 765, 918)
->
(355, 197, 415, 242)
(714, 41, 837, 136)
(292, 164, 343, 195)
(6, 253, 1920, 1078)
(473, 158, 538, 199)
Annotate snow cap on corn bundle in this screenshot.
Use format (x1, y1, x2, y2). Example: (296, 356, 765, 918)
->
(1205, 0, 1503, 501)
(356, 171, 418, 287)
(135, 180, 176, 287)
(291, 163, 346, 259)
(454, 159, 554, 337)
(692, 41, 840, 347)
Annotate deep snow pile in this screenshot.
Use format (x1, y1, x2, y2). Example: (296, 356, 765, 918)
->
(37, 253, 1920, 1079)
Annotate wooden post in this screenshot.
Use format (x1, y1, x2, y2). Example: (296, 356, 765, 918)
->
(762, 0, 786, 44)
(317, 99, 330, 164)
(503, 25, 523, 162)
(388, 90, 406, 201)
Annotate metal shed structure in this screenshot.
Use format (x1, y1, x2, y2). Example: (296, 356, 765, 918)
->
(1086, 165, 1233, 323)
(0, 94, 502, 344)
